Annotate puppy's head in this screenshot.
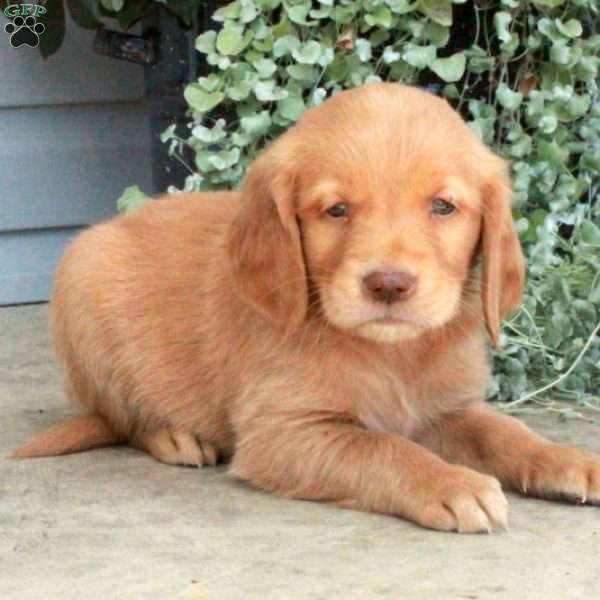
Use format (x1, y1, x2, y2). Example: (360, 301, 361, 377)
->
(228, 83, 524, 345)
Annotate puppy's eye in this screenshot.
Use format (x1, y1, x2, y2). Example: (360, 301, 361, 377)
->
(431, 198, 456, 216)
(326, 203, 349, 218)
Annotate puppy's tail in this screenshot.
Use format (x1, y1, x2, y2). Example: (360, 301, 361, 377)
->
(10, 413, 124, 459)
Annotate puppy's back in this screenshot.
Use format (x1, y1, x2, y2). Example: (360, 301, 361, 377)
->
(51, 191, 242, 433)
(52, 191, 240, 343)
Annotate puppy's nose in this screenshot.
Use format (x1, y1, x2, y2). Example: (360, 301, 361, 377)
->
(362, 271, 417, 304)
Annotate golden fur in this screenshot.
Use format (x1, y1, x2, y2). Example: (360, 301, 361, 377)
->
(13, 83, 600, 533)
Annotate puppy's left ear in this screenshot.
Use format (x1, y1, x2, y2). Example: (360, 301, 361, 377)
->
(227, 150, 307, 335)
(481, 159, 526, 348)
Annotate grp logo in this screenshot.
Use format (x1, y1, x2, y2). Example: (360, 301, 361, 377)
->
(3, 3, 47, 48)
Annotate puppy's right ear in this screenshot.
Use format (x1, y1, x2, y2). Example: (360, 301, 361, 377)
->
(227, 150, 308, 334)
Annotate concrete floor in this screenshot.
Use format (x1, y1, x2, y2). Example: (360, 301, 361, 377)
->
(1, 305, 600, 600)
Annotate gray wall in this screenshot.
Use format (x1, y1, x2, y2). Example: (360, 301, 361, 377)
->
(0, 16, 153, 305)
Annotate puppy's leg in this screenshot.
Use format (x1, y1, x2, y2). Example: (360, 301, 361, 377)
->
(133, 428, 218, 467)
(420, 403, 600, 504)
(231, 413, 507, 533)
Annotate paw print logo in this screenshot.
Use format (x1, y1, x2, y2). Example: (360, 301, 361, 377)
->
(4, 15, 45, 48)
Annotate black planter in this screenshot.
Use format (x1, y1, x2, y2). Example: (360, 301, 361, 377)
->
(142, 4, 217, 194)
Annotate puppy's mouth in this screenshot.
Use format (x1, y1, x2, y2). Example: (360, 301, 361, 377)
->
(348, 308, 431, 343)
(358, 307, 430, 330)
(370, 316, 423, 327)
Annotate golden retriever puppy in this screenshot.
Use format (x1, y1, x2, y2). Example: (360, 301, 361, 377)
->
(13, 83, 600, 533)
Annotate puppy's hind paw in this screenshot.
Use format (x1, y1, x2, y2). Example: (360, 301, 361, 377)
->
(136, 428, 217, 467)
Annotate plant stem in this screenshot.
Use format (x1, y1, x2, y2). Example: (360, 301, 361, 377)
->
(502, 320, 600, 410)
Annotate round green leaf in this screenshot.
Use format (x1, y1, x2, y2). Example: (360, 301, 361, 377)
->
(383, 46, 401, 64)
(241, 111, 272, 136)
(160, 124, 177, 144)
(537, 140, 568, 165)
(468, 54, 494, 74)
(318, 47, 335, 67)
(277, 95, 305, 120)
(117, 186, 148, 214)
(403, 44, 436, 69)
(355, 39, 372, 62)
(310, 88, 327, 106)
(286, 5, 314, 25)
(257, 0, 281, 8)
(184, 84, 225, 113)
(581, 221, 600, 245)
(387, 0, 414, 14)
(213, 2, 241, 22)
(196, 148, 240, 172)
(419, 0, 452, 27)
(273, 35, 301, 57)
(430, 53, 465, 82)
(494, 12, 512, 44)
(310, 5, 332, 19)
(196, 74, 222, 92)
(286, 64, 318, 83)
(291, 41, 322, 65)
(252, 58, 277, 78)
(195, 31, 216, 54)
(581, 151, 600, 172)
(469, 117, 495, 144)
(365, 6, 393, 29)
(537, 18, 564, 44)
(550, 42, 571, 65)
(240, 2, 258, 23)
(423, 21, 449, 47)
(191, 119, 227, 143)
(496, 84, 523, 110)
(101, 0, 124, 12)
(562, 95, 592, 121)
(555, 18, 582, 39)
(442, 84, 459, 99)
(216, 26, 253, 56)
(254, 81, 288, 101)
(227, 79, 253, 101)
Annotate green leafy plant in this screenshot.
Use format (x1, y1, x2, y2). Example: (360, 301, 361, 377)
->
(145, 0, 600, 409)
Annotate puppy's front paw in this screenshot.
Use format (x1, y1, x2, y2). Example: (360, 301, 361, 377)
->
(415, 465, 508, 534)
(518, 444, 600, 505)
